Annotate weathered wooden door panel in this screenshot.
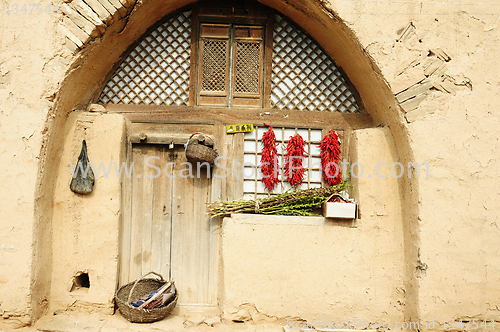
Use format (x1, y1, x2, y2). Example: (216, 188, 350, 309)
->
(127, 145, 173, 283)
(121, 125, 217, 306)
(170, 148, 212, 304)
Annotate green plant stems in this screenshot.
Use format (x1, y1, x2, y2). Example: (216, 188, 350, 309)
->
(208, 179, 351, 217)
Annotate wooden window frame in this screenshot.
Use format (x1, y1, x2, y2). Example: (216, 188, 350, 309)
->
(196, 23, 231, 106)
(189, 5, 274, 108)
(105, 104, 372, 131)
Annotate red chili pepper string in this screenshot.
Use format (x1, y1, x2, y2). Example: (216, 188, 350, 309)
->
(319, 129, 342, 186)
(283, 134, 307, 188)
(260, 124, 279, 191)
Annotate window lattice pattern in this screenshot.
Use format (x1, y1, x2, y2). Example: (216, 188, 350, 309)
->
(201, 39, 228, 92)
(234, 41, 261, 94)
(97, 11, 192, 105)
(271, 14, 361, 112)
(243, 127, 323, 200)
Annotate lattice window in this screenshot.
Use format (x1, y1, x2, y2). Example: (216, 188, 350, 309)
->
(271, 14, 361, 113)
(97, 10, 192, 105)
(201, 39, 229, 92)
(230, 26, 264, 107)
(243, 127, 324, 200)
(234, 41, 261, 94)
(97, 9, 362, 111)
(197, 24, 264, 107)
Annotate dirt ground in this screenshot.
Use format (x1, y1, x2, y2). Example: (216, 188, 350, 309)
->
(0, 311, 286, 332)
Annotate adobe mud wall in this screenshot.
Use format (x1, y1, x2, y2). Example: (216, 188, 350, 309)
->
(0, 0, 499, 329)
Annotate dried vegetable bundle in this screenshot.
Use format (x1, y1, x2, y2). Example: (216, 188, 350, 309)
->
(260, 124, 279, 191)
(283, 134, 307, 188)
(319, 129, 342, 186)
(208, 179, 350, 218)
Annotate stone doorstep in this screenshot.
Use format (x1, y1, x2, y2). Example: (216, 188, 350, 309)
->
(33, 312, 285, 332)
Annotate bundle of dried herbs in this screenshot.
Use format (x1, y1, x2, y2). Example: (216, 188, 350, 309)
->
(208, 179, 350, 218)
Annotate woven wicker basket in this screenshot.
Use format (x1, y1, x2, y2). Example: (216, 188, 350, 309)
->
(115, 272, 177, 323)
(185, 143, 217, 165)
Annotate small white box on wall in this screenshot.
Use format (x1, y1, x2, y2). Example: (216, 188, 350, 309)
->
(323, 202, 357, 219)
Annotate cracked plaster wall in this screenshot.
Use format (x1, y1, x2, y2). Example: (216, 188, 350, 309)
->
(48, 112, 125, 314)
(0, 0, 499, 328)
(334, 6, 500, 324)
(221, 127, 405, 324)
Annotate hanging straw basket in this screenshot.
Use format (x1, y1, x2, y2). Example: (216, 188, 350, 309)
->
(115, 272, 177, 323)
(185, 132, 217, 165)
(185, 143, 217, 165)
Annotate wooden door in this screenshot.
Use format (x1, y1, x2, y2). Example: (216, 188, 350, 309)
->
(170, 144, 213, 305)
(120, 129, 218, 306)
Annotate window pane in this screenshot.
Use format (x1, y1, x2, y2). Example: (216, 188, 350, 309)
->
(243, 127, 335, 200)
(98, 10, 192, 105)
(201, 39, 229, 92)
(271, 14, 361, 113)
(234, 41, 261, 94)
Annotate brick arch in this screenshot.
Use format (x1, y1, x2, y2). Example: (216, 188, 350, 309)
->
(33, 0, 419, 323)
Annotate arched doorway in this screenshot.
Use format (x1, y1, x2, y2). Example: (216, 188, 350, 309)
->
(32, 0, 418, 323)
(95, 2, 369, 308)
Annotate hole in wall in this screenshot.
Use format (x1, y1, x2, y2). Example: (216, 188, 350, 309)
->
(70, 272, 90, 293)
